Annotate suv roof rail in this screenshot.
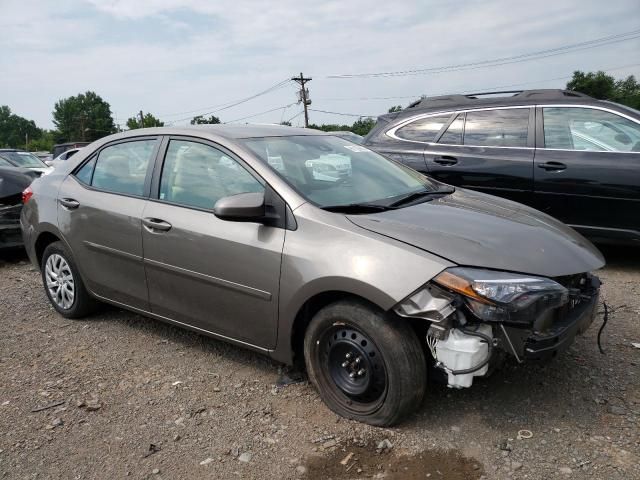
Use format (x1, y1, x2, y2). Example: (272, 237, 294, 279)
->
(407, 89, 591, 109)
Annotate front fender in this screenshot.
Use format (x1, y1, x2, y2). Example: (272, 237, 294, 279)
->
(270, 204, 453, 364)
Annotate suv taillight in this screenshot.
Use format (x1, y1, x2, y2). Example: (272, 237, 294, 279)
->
(22, 186, 33, 204)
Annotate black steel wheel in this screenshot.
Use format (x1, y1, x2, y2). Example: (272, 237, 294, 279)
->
(304, 300, 426, 426)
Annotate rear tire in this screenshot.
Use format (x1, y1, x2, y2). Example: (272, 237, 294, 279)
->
(41, 241, 97, 318)
(304, 300, 426, 426)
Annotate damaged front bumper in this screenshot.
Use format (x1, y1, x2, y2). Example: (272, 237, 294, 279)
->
(395, 271, 602, 388)
(504, 275, 600, 361)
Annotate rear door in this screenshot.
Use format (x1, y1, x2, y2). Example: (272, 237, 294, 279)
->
(534, 105, 640, 240)
(57, 137, 159, 309)
(424, 107, 535, 205)
(380, 113, 453, 173)
(141, 137, 285, 349)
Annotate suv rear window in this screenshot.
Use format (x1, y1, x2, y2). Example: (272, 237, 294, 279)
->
(394, 114, 451, 142)
(464, 109, 529, 147)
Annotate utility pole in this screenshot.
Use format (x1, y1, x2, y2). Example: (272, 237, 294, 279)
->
(291, 72, 312, 127)
(139, 110, 145, 128)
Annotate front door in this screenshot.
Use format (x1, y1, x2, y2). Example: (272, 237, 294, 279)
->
(57, 137, 159, 309)
(534, 106, 640, 240)
(141, 138, 284, 349)
(424, 107, 535, 205)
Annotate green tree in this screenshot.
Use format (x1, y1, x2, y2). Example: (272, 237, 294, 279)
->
(52, 91, 115, 143)
(567, 71, 616, 99)
(350, 117, 376, 136)
(280, 121, 292, 126)
(0, 105, 43, 148)
(388, 105, 403, 113)
(126, 112, 164, 129)
(566, 71, 640, 109)
(612, 75, 640, 110)
(190, 114, 221, 125)
(27, 131, 55, 152)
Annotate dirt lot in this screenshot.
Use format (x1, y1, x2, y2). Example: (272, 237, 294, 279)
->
(0, 246, 638, 479)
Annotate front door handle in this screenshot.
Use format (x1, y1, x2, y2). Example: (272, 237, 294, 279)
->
(538, 161, 567, 171)
(142, 218, 172, 232)
(433, 156, 458, 166)
(59, 198, 80, 209)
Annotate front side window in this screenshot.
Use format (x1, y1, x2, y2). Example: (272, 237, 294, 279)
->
(543, 107, 640, 152)
(159, 140, 263, 210)
(242, 135, 442, 208)
(394, 114, 451, 142)
(464, 109, 529, 147)
(78, 139, 156, 196)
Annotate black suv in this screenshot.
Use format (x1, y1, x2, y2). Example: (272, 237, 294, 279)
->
(363, 89, 640, 244)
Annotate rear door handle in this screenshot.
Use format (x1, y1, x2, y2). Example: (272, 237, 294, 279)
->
(537, 161, 567, 171)
(142, 218, 172, 232)
(59, 198, 80, 209)
(433, 156, 458, 166)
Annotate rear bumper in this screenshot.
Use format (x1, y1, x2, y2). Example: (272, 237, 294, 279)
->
(0, 222, 23, 248)
(0, 203, 23, 248)
(516, 276, 601, 361)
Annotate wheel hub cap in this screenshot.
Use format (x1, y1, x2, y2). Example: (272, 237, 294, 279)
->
(45, 254, 75, 310)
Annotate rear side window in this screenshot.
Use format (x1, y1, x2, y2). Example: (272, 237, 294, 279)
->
(394, 114, 451, 142)
(158, 140, 263, 210)
(543, 107, 640, 152)
(438, 113, 464, 144)
(74, 139, 156, 196)
(464, 109, 529, 147)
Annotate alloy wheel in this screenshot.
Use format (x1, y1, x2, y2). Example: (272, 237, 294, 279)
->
(45, 254, 75, 310)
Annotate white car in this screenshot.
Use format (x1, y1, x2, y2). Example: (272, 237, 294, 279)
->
(50, 148, 83, 168)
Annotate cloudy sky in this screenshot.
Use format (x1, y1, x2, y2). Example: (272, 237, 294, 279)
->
(1, 0, 639, 130)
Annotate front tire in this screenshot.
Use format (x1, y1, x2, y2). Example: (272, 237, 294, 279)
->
(41, 241, 97, 318)
(304, 300, 426, 426)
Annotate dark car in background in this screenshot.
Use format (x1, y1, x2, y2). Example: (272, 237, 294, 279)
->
(0, 149, 53, 176)
(363, 89, 640, 244)
(0, 167, 38, 248)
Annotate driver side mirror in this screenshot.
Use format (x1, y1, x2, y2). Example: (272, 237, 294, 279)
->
(213, 192, 266, 223)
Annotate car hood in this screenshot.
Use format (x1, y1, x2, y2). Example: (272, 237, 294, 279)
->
(347, 189, 605, 278)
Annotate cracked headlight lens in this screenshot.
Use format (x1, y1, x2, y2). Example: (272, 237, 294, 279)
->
(434, 267, 569, 323)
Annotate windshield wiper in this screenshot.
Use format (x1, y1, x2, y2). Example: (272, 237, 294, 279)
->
(389, 186, 455, 207)
(321, 203, 396, 214)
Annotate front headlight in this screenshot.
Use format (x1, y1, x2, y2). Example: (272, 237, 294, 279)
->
(434, 267, 568, 323)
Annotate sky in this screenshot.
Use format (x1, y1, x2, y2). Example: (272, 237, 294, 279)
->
(1, 0, 639, 130)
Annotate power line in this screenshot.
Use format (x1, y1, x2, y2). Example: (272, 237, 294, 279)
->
(315, 62, 640, 103)
(226, 103, 297, 123)
(285, 110, 305, 123)
(162, 79, 293, 122)
(327, 29, 640, 78)
(309, 108, 377, 117)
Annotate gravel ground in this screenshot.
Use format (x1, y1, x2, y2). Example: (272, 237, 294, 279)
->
(0, 246, 638, 479)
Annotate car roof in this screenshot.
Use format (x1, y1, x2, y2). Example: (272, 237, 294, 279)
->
(117, 124, 328, 141)
(402, 89, 603, 114)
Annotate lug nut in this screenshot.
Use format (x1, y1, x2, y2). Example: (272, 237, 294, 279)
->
(355, 357, 361, 364)
(349, 372, 356, 378)
(357, 369, 366, 376)
(341, 361, 349, 368)
(345, 353, 352, 359)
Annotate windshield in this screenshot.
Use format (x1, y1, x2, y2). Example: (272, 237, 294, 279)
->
(241, 135, 441, 208)
(0, 151, 46, 168)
